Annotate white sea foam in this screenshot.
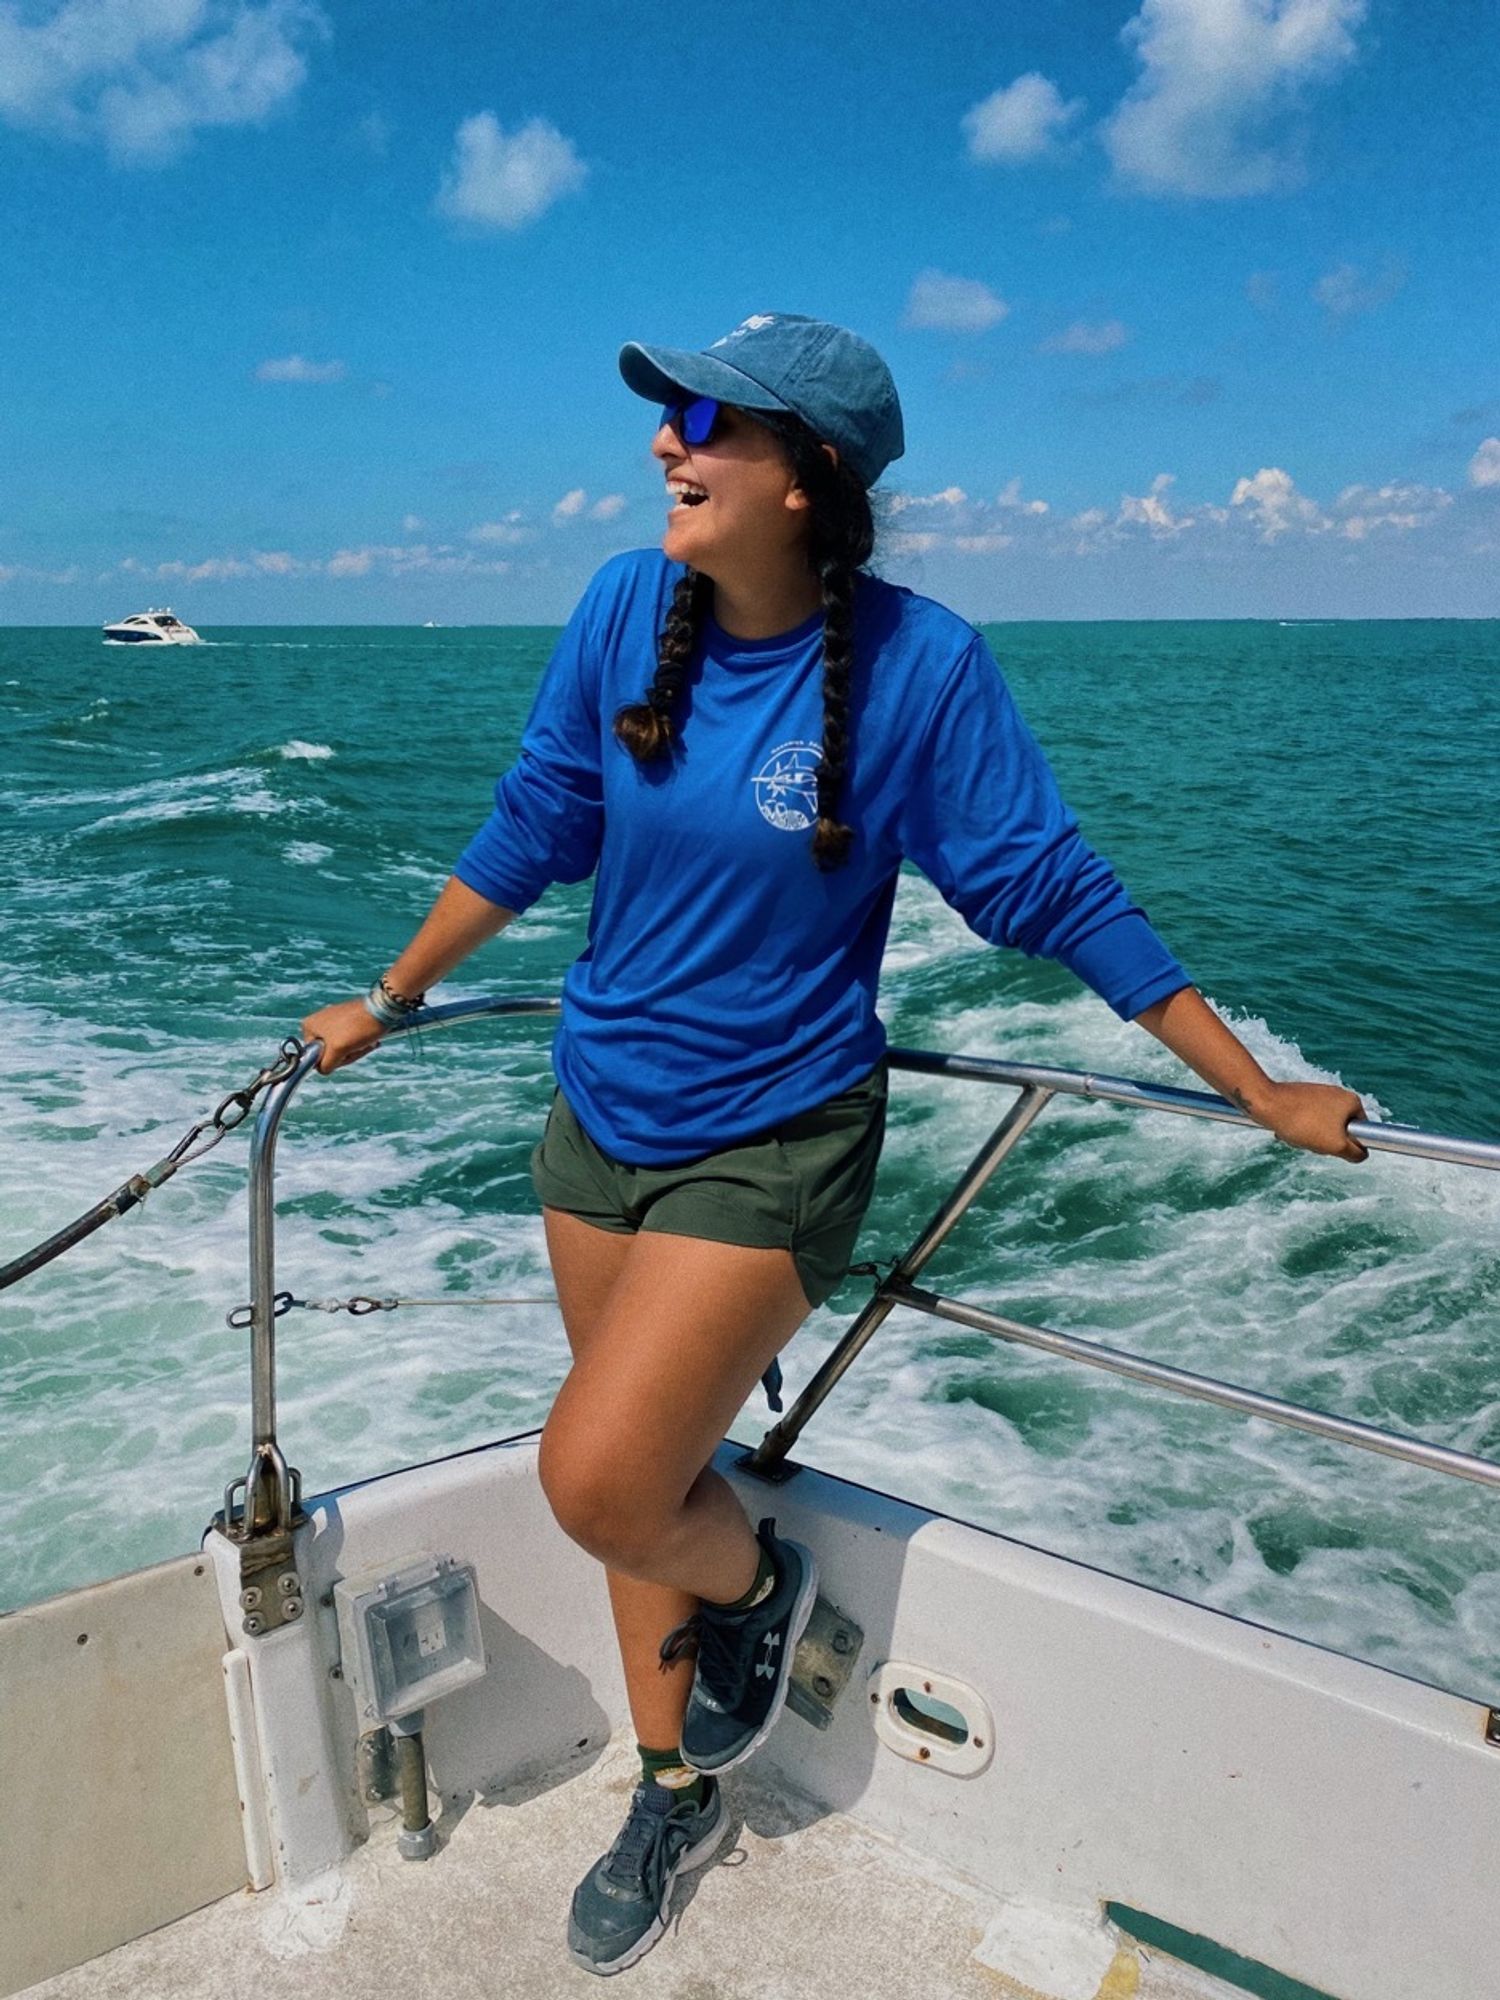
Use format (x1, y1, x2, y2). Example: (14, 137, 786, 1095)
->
(277, 740, 335, 761)
(3, 878, 1497, 1702)
(283, 841, 334, 866)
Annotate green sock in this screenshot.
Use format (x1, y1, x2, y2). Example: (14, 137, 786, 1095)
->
(711, 1543, 777, 1616)
(638, 1741, 709, 1809)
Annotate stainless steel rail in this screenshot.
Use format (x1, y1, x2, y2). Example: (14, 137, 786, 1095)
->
(224, 996, 559, 1536)
(224, 993, 1500, 1541)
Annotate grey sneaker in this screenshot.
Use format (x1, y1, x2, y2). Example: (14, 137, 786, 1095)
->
(566, 1776, 728, 1976)
(661, 1517, 818, 1777)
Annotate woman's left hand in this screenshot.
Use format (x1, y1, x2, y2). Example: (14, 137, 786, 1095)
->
(1255, 1079, 1369, 1162)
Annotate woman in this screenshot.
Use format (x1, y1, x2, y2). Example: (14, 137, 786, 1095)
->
(302, 312, 1367, 1976)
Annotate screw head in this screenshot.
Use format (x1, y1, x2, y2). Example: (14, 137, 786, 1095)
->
(832, 1630, 852, 1654)
(242, 1613, 266, 1637)
(281, 1598, 304, 1621)
(239, 1586, 263, 1610)
(276, 1573, 299, 1596)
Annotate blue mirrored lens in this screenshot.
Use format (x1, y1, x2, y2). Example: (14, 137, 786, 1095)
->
(661, 396, 721, 447)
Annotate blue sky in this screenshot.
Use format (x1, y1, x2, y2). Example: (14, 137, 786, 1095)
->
(2, 0, 1496, 622)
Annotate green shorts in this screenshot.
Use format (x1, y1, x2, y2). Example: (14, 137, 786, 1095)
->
(530, 1057, 889, 1309)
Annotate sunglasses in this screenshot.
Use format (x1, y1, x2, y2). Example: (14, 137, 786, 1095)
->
(658, 395, 726, 447)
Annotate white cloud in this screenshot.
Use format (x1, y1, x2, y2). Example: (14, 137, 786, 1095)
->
(254, 550, 299, 573)
(0, 560, 82, 585)
(1101, 0, 1367, 199)
(889, 487, 968, 513)
(325, 542, 513, 577)
(589, 494, 627, 521)
(1230, 466, 1329, 539)
(400, 514, 425, 534)
(953, 533, 1015, 554)
(903, 270, 1010, 334)
(0, 1, 329, 164)
(1038, 318, 1129, 356)
(1313, 259, 1406, 316)
(468, 513, 530, 545)
(1332, 482, 1452, 538)
(995, 477, 1049, 515)
(1469, 438, 1500, 489)
(962, 73, 1085, 162)
(1119, 471, 1193, 536)
(552, 488, 588, 523)
(435, 111, 586, 230)
(255, 354, 346, 383)
(326, 547, 372, 578)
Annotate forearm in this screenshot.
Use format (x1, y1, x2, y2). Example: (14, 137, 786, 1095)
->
(1132, 984, 1279, 1123)
(385, 875, 517, 996)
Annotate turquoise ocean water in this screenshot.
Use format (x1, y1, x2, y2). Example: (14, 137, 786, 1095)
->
(2, 616, 1497, 1699)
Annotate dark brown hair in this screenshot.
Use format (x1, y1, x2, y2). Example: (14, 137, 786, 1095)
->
(612, 411, 877, 870)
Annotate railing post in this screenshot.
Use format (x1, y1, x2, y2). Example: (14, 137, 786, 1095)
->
(745, 1082, 1056, 1477)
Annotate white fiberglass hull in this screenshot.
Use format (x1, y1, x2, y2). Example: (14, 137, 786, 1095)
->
(3, 1430, 1494, 2000)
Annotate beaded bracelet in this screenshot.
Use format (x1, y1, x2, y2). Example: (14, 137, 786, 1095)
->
(363, 975, 426, 1029)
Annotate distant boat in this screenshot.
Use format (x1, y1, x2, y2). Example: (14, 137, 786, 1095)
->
(422, 620, 441, 629)
(102, 608, 204, 646)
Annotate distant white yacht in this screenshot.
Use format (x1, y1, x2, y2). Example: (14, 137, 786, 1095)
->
(101, 608, 204, 645)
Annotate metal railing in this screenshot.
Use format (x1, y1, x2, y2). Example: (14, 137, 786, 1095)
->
(222, 993, 1500, 1550)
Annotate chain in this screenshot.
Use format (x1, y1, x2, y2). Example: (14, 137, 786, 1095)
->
(0, 1037, 307, 1293)
(225, 1289, 556, 1328)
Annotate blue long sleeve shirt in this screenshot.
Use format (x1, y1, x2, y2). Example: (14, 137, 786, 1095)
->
(456, 548, 1190, 1164)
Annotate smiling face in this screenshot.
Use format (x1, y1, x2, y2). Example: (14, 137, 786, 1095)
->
(652, 403, 813, 579)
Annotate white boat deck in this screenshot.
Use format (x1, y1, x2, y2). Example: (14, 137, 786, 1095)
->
(23, 1727, 1231, 2000)
(10, 1436, 1498, 2000)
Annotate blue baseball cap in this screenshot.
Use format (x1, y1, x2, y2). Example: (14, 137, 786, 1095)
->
(619, 312, 905, 489)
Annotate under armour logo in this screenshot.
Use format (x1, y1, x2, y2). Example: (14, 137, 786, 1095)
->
(754, 1632, 782, 1680)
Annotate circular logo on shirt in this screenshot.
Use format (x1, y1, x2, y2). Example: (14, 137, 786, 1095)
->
(753, 740, 822, 831)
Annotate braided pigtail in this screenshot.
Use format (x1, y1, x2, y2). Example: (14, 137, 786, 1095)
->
(810, 556, 856, 870)
(782, 434, 875, 871)
(613, 566, 712, 760)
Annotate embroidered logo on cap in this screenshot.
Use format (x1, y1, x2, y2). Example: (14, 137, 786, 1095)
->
(710, 314, 777, 348)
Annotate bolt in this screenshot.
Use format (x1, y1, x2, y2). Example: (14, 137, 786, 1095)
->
(813, 1676, 833, 1697)
(243, 1614, 266, 1637)
(869, 1692, 879, 1704)
(276, 1573, 299, 1596)
(918, 1747, 931, 1761)
(281, 1598, 303, 1621)
(329, 1665, 343, 1680)
(975, 1738, 985, 1749)
(832, 1629, 852, 1654)
(366, 1787, 383, 1803)
(240, 1586, 263, 1610)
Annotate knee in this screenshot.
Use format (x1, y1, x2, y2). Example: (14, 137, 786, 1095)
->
(537, 1426, 664, 1565)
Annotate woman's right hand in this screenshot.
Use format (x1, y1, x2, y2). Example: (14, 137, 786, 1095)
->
(300, 998, 388, 1075)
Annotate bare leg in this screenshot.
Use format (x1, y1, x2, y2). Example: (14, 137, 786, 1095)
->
(542, 1209, 702, 1750)
(540, 1206, 811, 1747)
